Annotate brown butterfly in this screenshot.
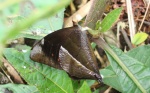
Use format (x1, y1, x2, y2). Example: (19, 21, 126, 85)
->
(30, 25, 102, 83)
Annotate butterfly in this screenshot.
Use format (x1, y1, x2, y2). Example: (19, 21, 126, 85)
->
(30, 25, 102, 83)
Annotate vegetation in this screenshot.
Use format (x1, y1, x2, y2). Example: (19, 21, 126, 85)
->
(0, 0, 150, 93)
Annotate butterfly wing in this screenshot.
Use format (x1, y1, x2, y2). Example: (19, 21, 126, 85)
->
(59, 46, 102, 81)
(30, 25, 102, 82)
(30, 26, 75, 69)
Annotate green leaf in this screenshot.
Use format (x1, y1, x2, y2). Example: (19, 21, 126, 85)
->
(77, 81, 91, 93)
(88, 8, 122, 37)
(99, 7, 122, 32)
(3, 48, 74, 93)
(131, 32, 148, 45)
(126, 45, 150, 66)
(100, 66, 122, 92)
(72, 80, 84, 93)
(102, 46, 150, 93)
(0, 83, 38, 93)
(91, 42, 97, 49)
(95, 20, 101, 30)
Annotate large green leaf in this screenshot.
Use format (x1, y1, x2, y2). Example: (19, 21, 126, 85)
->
(77, 81, 91, 93)
(3, 48, 74, 93)
(72, 80, 84, 93)
(0, 83, 38, 93)
(100, 66, 122, 92)
(101, 45, 150, 93)
(126, 45, 150, 65)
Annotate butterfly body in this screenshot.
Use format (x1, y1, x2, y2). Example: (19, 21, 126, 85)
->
(30, 25, 102, 83)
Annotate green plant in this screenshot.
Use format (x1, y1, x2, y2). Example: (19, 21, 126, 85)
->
(1, 0, 150, 93)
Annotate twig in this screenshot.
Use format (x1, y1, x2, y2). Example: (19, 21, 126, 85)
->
(70, 1, 76, 14)
(78, 0, 88, 8)
(117, 22, 133, 49)
(137, 19, 150, 26)
(143, 0, 146, 5)
(64, 0, 92, 27)
(138, 0, 150, 31)
(121, 28, 133, 49)
(94, 49, 106, 68)
(126, 0, 136, 41)
(0, 58, 13, 83)
(1, 57, 24, 83)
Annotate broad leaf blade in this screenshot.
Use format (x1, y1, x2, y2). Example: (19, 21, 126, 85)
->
(100, 66, 122, 92)
(0, 83, 38, 93)
(72, 80, 84, 93)
(103, 46, 150, 93)
(3, 48, 74, 93)
(99, 7, 122, 32)
(77, 81, 91, 93)
(127, 45, 150, 66)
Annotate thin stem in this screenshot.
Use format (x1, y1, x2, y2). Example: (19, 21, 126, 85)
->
(138, 0, 150, 31)
(120, 28, 133, 49)
(0, 57, 14, 83)
(126, 0, 135, 41)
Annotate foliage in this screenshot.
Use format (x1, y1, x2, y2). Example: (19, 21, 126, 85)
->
(4, 48, 74, 93)
(131, 32, 148, 45)
(88, 7, 122, 37)
(101, 45, 150, 93)
(0, 83, 38, 93)
(1, 0, 150, 93)
(77, 81, 91, 93)
(90, 6, 150, 93)
(0, 0, 70, 55)
(97, 7, 122, 32)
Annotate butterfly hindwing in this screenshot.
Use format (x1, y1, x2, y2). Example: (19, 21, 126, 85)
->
(59, 46, 102, 81)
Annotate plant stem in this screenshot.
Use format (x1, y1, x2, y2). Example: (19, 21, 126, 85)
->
(93, 37, 146, 93)
(120, 28, 133, 49)
(84, 0, 110, 28)
(126, 0, 135, 41)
